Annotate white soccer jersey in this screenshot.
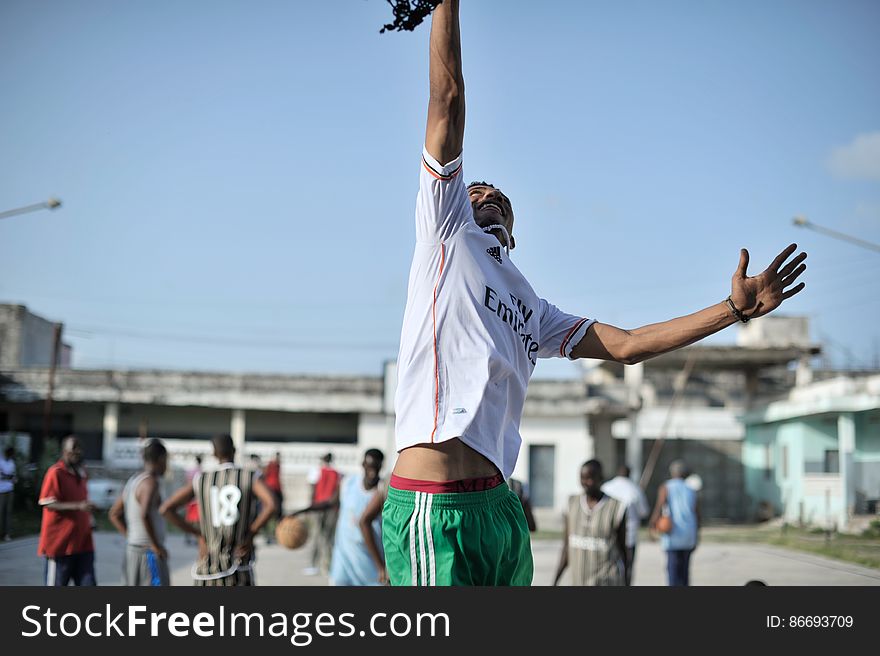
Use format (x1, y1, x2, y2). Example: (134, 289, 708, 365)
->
(394, 148, 595, 479)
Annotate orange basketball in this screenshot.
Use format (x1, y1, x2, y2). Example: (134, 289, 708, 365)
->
(655, 515, 673, 534)
(276, 516, 309, 549)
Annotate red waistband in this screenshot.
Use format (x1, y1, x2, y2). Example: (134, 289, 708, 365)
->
(389, 473, 505, 494)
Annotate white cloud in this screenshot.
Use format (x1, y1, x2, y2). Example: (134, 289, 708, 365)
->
(828, 131, 880, 181)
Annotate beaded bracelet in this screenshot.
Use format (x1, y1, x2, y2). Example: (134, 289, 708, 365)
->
(725, 296, 751, 323)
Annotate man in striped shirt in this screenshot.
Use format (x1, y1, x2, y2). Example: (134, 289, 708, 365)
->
(161, 434, 276, 586)
(553, 460, 627, 586)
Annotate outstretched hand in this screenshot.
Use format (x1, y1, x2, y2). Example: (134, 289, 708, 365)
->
(730, 244, 807, 320)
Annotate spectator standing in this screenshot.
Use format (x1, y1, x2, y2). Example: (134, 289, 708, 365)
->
(183, 455, 202, 544)
(554, 460, 627, 586)
(37, 436, 98, 586)
(0, 446, 17, 541)
(108, 439, 170, 586)
(650, 460, 700, 586)
(508, 477, 537, 532)
(263, 452, 284, 541)
(601, 464, 649, 585)
(303, 452, 340, 576)
(295, 449, 386, 585)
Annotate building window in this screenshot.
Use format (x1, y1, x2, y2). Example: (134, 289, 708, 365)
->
(824, 450, 839, 474)
(764, 442, 773, 480)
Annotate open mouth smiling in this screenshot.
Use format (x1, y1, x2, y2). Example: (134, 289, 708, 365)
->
(479, 201, 504, 217)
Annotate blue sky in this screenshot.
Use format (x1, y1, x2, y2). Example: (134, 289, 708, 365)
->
(1, 0, 879, 377)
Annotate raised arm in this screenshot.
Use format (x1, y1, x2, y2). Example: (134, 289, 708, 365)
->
(425, 0, 464, 164)
(572, 244, 807, 364)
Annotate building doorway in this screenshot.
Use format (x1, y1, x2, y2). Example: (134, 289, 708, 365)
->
(529, 444, 556, 508)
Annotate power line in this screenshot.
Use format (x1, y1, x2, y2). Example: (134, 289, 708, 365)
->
(66, 324, 399, 352)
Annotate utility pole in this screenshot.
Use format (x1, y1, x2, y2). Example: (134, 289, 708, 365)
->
(639, 350, 698, 490)
(36, 323, 63, 464)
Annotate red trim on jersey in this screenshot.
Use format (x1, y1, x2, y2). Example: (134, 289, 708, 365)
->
(422, 157, 463, 181)
(430, 243, 446, 443)
(560, 317, 588, 357)
(390, 473, 505, 494)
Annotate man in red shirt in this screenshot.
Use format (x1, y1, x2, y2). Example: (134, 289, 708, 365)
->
(302, 452, 340, 575)
(38, 435, 98, 585)
(262, 452, 284, 542)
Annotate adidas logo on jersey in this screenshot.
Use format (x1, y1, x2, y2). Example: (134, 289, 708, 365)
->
(486, 246, 502, 264)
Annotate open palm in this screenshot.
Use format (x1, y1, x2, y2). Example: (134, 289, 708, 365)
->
(730, 243, 807, 320)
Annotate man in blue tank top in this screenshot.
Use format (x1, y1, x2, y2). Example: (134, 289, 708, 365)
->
(650, 460, 700, 586)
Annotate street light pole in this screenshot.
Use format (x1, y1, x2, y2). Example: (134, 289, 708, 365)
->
(36, 323, 64, 465)
(793, 216, 880, 254)
(0, 198, 62, 220)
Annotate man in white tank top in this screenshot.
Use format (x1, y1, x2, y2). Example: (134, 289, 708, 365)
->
(109, 439, 169, 586)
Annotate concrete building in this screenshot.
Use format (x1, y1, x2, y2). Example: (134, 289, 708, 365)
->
(743, 374, 880, 530)
(0, 304, 70, 369)
(0, 364, 629, 519)
(590, 316, 821, 521)
(3, 304, 838, 525)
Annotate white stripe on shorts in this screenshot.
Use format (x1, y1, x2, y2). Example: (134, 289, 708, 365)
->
(425, 493, 436, 586)
(417, 491, 428, 586)
(409, 491, 421, 586)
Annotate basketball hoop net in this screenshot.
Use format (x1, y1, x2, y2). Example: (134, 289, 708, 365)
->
(380, 0, 443, 33)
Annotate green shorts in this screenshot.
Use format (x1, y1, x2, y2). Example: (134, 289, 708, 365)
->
(382, 483, 533, 586)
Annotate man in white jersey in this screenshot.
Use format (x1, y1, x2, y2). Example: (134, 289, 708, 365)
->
(382, 0, 808, 586)
(602, 465, 650, 585)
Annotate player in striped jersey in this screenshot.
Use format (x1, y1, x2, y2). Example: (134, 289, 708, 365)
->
(161, 434, 276, 586)
(553, 460, 627, 586)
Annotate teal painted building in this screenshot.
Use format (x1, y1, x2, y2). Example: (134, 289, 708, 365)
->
(743, 375, 880, 529)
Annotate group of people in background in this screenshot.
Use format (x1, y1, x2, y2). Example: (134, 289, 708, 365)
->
(20, 433, 699, 587)
(26, 433, 394, 587)
(555, 458, 700, 587)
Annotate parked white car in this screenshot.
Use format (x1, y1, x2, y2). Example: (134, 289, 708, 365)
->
(87, 478, 124, 510)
